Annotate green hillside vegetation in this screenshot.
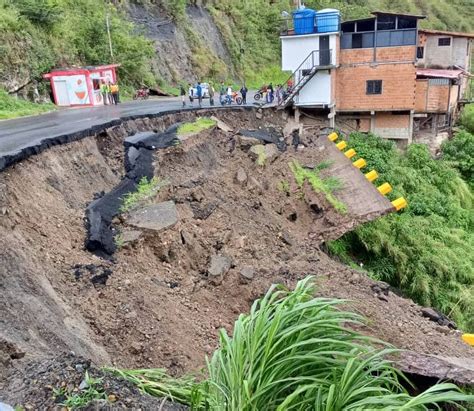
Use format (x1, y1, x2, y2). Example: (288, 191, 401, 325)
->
(166, 0, 474, 87)
(1, 0, 473, 112)
(327, 127, 474, 331)
(0, 0, 155, 88)
(0, 89, 55, 119)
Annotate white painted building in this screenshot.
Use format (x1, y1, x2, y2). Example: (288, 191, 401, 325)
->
(280, 10, 340, 108)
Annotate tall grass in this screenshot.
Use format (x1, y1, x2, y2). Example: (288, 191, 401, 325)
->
(120, 176, 162, 213)
(289, 160, 347, 213)
(328, 133, 474, 331)
(0, 89, 55, 120)
(177, 117, 217, 136)
(110, 277, 473, 410)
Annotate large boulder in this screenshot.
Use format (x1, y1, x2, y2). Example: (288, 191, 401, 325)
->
(127, 201, 178, 231)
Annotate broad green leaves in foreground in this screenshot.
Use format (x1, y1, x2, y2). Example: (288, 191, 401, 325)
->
(111, 277, 473, 410)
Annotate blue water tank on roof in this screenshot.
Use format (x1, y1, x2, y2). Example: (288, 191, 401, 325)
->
(292, 8, 316, 35)
(315, 8, 340, 33)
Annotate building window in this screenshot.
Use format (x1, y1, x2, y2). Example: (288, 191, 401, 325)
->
(417, 46, 424, 58)
(376, 29, 416, 47)
(438, 37, 451, 46)
(428, 78, 450, 85)
(352, 33, 363, 48)
(397, 17, 417, 29)
(367, 80, 382, 95)
(377, 15, 396, 30)
(357, 19, 375, 32)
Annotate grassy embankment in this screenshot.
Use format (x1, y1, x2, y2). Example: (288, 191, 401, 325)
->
(0, 89, 55, 120)
(327, 108, 474, 331)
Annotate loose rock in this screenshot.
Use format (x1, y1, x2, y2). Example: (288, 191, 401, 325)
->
(208, 254, 232, 284)
(235, 167, 248, 185)
(127, 201, 178, 232)
(210, 116, 233, 133)
(240, 267, 255, 281)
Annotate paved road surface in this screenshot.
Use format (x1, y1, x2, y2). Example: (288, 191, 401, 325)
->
(0, 93, 262, 170)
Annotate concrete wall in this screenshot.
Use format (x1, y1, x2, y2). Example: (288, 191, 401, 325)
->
(373, 112, 411, 140)
(418, 34, 471, 69)
(281, 33, 338, 70)
(295, 70, 332, 106)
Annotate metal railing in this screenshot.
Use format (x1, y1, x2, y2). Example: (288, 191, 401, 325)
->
(279, 49, 333, 107)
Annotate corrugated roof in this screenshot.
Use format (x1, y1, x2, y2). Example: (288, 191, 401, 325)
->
(419, 29, 474, 39)
(416, 68, 464, 79)
(371, 11, 426, 19)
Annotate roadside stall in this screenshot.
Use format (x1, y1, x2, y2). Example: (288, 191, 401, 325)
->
(43, 64, 120, 107)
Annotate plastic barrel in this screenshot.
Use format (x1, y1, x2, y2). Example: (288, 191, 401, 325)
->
(377, 183, 392, 195)
(353, 158, 367, 169)
(336, 141, 347, 150)
(328, 132, 338, 142)
(392, 197, 407, 211)
(315, 9, 340, 33)
(292, 9, 317, 35)
(344, 149, 356, 159)
(365, 170, 378, 182)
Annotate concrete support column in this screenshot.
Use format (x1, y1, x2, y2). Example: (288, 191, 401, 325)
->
(328, 106, 336, 128)
(408, 110, 414, 145)
(370, 111, 376, 133)
(294, 107, 301, 123)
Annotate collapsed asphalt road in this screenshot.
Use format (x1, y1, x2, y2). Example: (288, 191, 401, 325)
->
(0, 93, 258, 172)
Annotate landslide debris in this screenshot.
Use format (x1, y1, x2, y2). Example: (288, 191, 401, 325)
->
(1, 109, 472, 408)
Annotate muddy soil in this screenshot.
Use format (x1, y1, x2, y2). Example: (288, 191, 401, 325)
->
(2, 354, 187, 410)
(1, 109, 472, 408)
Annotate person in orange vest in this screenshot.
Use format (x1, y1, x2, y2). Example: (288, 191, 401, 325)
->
(110, 83, 120, 105)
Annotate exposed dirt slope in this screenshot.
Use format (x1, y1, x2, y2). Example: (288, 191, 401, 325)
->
(0, 109, 472, 408)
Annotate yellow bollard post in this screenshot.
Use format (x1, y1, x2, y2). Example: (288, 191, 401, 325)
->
(462, 334, 474, 346)
(365, 170, 378, 182)
(392, 197, 407, 211)
(328, 132, 338, 142)
(353, 158, 367, 169)
(377, 182, 392, 195)
(336, 141, 347, 150)
(344, 148, 356, 159)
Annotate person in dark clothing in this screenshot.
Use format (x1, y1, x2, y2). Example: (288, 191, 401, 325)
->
(180, 84, 186, 107)
(219, 81, 226, 105)
(196, 82, 203, 108)
(240, 84, 248, 104)
(188, 83, 194, 106)
(268, 83, 274, 103)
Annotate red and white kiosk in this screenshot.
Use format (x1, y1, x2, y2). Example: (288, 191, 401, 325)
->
(43, 64, 120, 107)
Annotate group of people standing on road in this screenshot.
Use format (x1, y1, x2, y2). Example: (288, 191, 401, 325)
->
(257, 81, 294, 105)
(100, 81, 120, 105)
(180, 81, 248, 108)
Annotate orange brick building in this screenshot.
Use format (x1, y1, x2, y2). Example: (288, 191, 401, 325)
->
(280, 11, 473, 143)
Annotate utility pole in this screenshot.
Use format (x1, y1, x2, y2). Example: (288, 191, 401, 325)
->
(106, 11, 114, 62)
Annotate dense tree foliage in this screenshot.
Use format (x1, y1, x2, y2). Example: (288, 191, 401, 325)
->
(328, 132, 474, 331)
(441, 130, 474, 185)
(0, 0, 155, 88)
